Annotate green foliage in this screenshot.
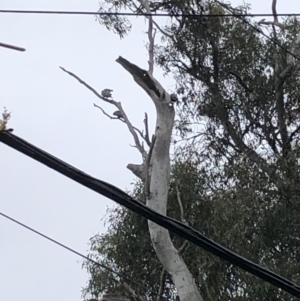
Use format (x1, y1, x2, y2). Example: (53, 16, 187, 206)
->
(84, 1, 300, 300)
(95, 0, 132, 38)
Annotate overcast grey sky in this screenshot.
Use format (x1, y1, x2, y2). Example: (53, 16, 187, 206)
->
(0, 1, 297, 301)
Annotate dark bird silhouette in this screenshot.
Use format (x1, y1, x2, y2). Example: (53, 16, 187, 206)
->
(113, 110, 123, 119)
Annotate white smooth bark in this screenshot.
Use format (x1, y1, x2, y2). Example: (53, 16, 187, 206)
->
(117, 56, 203, 301)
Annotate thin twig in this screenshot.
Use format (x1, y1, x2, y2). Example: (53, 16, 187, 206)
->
(93, 104, 119, 119)
(152, 19, 173, 38)
(175, 182, 189, 253)
(94, 103, 149, 144)
(108, 103, 147, 158)
(175, 182, 186, 224)
(0, 41, 26, 52)
(60, 66, 118, 105)
(131, 1, 172, 39)
(156, 269, 166, 301)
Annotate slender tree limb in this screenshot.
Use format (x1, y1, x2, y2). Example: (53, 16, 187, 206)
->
(131, 0, 172, 39)
(175, 182, 187, 224)
(175, 182, 189, 253)
(272, 0, 279, 24)
(156, 269, 167, 301)
(279, 64, 293, 80)
(258, 20, 284, 29)
(123, 282, 147, 301)
(0, 41, 26, 52)
(257, 0, 283, 28)
(138, 0, 155, 74)
(225, 70, 253, 93)
(60, 66, 118, 106)
(93, 104, 120, 120)
(93, 104, 150, 146)
(152, 19, 173, 39)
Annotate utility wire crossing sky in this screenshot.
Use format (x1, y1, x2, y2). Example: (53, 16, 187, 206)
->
(1, 131, 300, 298)
(1, 9, 300, 17)
(1, 8, 299, 61)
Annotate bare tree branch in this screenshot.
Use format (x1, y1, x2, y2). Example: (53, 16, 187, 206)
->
(131, 1, 172, 39)
(60, 66, 147, 158)
(137, 0, 155, 74)
(60, 66, 118, 105)
(156, 269, 167, 301)
(93, 104, 150, 146)
(152, 19, 172, 38)
(272, 0, 279, 25)
(258, 0, 284, 29)
(175, 182, 189, 254)
(93, 104, 119, 120)
(123, 282, 147, 301)
(0, 41, 26, 52)
(175, 182, 186, 224)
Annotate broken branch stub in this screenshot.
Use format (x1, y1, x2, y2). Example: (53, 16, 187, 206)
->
(116, 56, 171, 104)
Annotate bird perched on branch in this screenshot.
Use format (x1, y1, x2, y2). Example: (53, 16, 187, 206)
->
(113, 110, 124, 119)
(101, 89, 113, 98)
(170, 93, 179, 103)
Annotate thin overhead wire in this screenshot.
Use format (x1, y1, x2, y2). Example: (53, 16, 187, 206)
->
(0, 9, 300, 18)
(0, 211, 163, 298)
(1, 131, 300, 298)
(1, 7, 300, 62)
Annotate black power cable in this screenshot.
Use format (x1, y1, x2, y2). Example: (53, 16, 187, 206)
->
(0, 131, 300, 297)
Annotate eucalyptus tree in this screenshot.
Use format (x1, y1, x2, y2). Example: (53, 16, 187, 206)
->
(61, 0, 300, 300)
